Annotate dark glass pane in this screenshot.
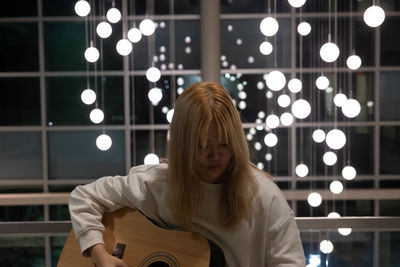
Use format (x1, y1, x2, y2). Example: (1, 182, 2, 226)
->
(381, 17, 400, 66)
(380, 126, 400, 174)
(380, 72, 400, 121)
(43, 0, 82, 16)
(0, 132, 42, 180)
(380, 232, 400, 267)
(129, 0, 199, 15)
(380, 200, 400, 216)
(301, 0, 369, 12)
(48, 130, 125, 179)
(296, 200, 374, 217)
(297, 127, 374, 176)
(50, 205, 70, 220)
(0, 78, 41, 125)
(51, 236, 67, 267)
(0, 237, 45, 266)
(46, 76, 124, 125)
(0, 23, 38, 71)
(131, 130, 168, 166)
(221, 0, 290, 13)
(221, 18, 291, 69)
(380, 180, 400, 188)
(0, 206, 44, 221)
(0, 1, 37, 17)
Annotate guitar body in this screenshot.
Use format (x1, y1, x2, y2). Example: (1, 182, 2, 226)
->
(58, 208, 211, 267)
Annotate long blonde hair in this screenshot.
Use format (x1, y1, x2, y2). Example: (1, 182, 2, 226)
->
(167, 82, 257, 229)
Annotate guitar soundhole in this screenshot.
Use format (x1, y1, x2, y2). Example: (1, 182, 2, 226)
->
(148, 261, 171, 267)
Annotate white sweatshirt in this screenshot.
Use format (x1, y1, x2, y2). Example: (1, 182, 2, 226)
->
(69, 163, 306, 267)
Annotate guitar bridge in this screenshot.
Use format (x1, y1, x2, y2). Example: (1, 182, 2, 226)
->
(112, 243, 126, 259)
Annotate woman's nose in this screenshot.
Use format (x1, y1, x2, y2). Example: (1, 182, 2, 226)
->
(208, 146, 221, 160)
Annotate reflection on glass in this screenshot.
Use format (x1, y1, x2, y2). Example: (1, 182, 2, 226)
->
(380, 72, 400, 120)
(380, 231, 400, 267)
(0, 237, 45, 266)
(380, 126, 400, 174)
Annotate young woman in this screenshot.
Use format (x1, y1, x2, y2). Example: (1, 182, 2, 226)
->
(69, 82, 306, 267)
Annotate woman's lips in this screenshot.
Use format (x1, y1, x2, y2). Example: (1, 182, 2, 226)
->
(207, 164, 222, 170)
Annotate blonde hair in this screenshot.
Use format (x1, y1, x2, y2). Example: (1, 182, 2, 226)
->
(167, 82, 257, 229)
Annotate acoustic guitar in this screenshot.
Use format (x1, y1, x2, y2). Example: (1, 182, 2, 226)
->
(57, 207, 211, 267)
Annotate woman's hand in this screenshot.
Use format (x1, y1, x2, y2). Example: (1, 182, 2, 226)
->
(90, 244, 130, 267)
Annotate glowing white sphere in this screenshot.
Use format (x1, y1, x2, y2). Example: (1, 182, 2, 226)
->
(264, 133, 278, 147)
(148, 88, 163, 105)
(326, 129, 346, 150)
(116, 39, 133, 56)
(74, 0, 90, 17)
(288, 0, 306, 8)
(140, 19, 156, 36)
(96, 134, 112, 151)
(259, 41, 273, 55)
(127, 27, 142, 43)
(238, 101, 247, 110)
(260, 17, 279, 37)
(265, 153, 273, 161)
(342, 98, 361, 118)
(177, 77, 184, 86)
(320, 240, 334, 254)
(330, 180, 344, 194)
(258, 111, 266, 119)
(297, 21, 311, 36)
(257, 81, 265, 90)
(84, 46, 100, 63)
(266, 91, 273, 99)
(146, 67, 161, 82)
(308, 192, 322, 207)
(106, 8, 121, 23)
(280, 112, 294, 126)
(166, 109, 174, 123)
(323, 151, 337, 166)
(254, 142, 262, 150)
(90, 108, 104, 124)
(266, 71, 286, 91)
(96, 22, 112, 38)
(320, 42, 340, 63)
(315, 75, 329, 90)
(334, 93, 347, 107)
(338, 228, 352, 236)
(291, 99, 311, 119)
(312, 129, 326, 143)
(144, 153, 160, 165)
(346, 55, 362, 70)
(342, 166, 357, 180)
(363, 5, 385, 28)
(266, 114, 280, 129)
(295, 163, 309, 177)
(328, 212, 340, 218)
(81, 89, 96, 105)
(288, 78, 302, 93)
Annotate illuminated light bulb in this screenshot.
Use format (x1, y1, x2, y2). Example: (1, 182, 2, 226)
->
(278, 94, 291, 108)
(148, 88, 163, 105)
(185, 36, 191, 43)
(106, 8, 121, 23)
(323, 151, 337, 166)
(81, 88, 96, 105)
(116, 39, 133, 56)
(185, 47, 192, 54)
(177, 77, 184, 86)
(308, 192, 322, 207)
(96, 134, 112, 151)
(295, 163, 309, 177)
(238, 101, 247, 110)
(288, 78, 302, 93)
(264, 133, 278, 147)
(363, 5, 385, 28)
(320, 41, 340, 63)
(326, 129, 346, 150)
(330, 180, 344, 194)
(96, 21, 112, 38)
(258, 111, 266, 119)
(90, 108, 104, 124)
(260, 16, 279, 37)
(127, 27, 142, 43)
(312, 129, 326, 143)
(144, 153, 160, 165)
(266, 91, 273, 99)
(140, 19, 156, 36)
(342, 98, 361, 118)
(291, 99, 311, 119)
(346, 54, 362, 70)
(146, 67, 161, 82)
(288, 0, 306, 8)
(338, 228, 352, 236)
(266, 70, 286, 91)
(328, 212, 340, 218)
(334, 93, 347, 107)
(166, 109, 174, 123)
(342, 166, 357, 180)
(297, 21, 311, 36)
(265, 114, 280, 129)
(238, 91, 247, 100)
(315, 75, 329, 90)
(254, 142, 262, 151)
(84, 46, 100, 63)
(257, 81, 265, 90)
(259, 41, 273, 55)
(320, 240, 334, 254)
(265, 153, 273, 161)
(246, 133, 253, 141)
(280, 112, 294, 126)
(74, 0, 90, 17)
(257, 162, 264, 170)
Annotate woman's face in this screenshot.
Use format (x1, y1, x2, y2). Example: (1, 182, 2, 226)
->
(197, 121, 233, 183)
